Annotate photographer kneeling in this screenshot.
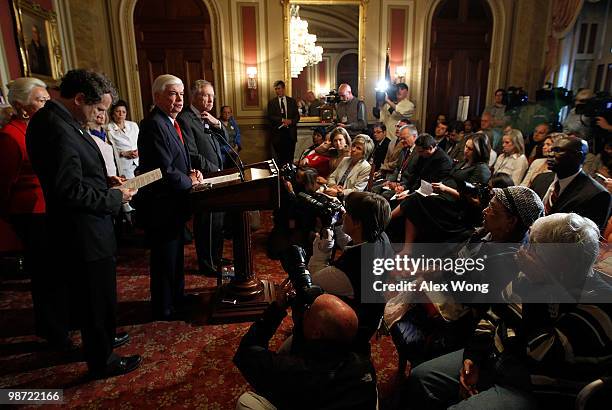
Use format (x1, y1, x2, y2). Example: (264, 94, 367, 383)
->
(309, 191, 395, 354)
(233, 290, 378, 410)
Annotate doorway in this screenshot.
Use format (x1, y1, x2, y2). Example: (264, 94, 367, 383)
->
(426, 0, 492, 129)
(134, 0, 214, 112)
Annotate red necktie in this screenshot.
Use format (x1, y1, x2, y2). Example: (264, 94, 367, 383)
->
(544, 181, 560, 214)
(173, 120, 184, 144)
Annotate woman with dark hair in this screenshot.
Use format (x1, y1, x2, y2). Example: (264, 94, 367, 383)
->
(315, 126, 351, 174)
(107, 99, 139, 179)
(390, 133, 492, 247)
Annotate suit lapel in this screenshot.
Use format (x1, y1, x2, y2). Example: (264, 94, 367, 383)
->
(157, 108, 190, 169)
(553, 171, 586, 211)
(48, 101, 108, 176)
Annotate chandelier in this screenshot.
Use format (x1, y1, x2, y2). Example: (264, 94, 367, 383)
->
(290, 5, 323, 78)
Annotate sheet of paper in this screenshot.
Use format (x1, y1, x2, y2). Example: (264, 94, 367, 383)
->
(202, 172, 241, 185)
(416, 180, 438, 197)
(112, 168, 162, 190)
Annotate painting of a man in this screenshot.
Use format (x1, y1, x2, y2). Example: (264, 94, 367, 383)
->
(27, 24, 51, 76)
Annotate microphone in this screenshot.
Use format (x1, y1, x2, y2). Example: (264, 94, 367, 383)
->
(208, 126, 246, 182)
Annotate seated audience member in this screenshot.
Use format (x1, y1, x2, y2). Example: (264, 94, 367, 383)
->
(311, 192, 394, 354)
(479, 112, 498, 152)
(463, 119, 475, 134)
(322, 134, 373, 198)
(371, 123, 390, 171)
(234, 292, 378, 410)
(428, 113, 447, 135)
(583, 140, 612, 178)
(407, 213, 611, 410)
(386, 186, 544, 376)
(445, 120, 466, 162)
(531, 135, 611, 231)
(432, 119, 450, 152)
(391, 133, 453, 196)
(524, 122, 550, 163)
(218, 105, 242, 169)
(520, 133, 562, 187)
(493, 129, 528, 184)
(315, 126, 351, 174)
(372, 124, 418, 201)
(107, 99, 139, 179)
(87, 110, 118, 177)
(299, 128, 331, 177)
(389, 133, 491, 247)
(303, 90, 322, 116)
(377, 118, 412, 177)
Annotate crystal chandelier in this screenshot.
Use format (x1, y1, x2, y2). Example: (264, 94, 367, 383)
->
(290, 5, 323, 78)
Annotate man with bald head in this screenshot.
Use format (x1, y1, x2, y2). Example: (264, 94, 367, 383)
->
(234, 292, 377, 410)
(335, 83, 367, 137)
(530, 135, 611, 231)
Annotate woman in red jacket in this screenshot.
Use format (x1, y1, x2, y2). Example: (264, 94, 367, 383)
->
(0, 77, 70, 349)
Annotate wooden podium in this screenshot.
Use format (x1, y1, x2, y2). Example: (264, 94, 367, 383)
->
(191, 160, 280, 322)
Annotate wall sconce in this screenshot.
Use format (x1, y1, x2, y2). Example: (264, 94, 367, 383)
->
(246, 66, 257, 89)
(395, 65, 407, 83)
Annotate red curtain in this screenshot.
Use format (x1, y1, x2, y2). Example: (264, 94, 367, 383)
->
(544, 0, 584, 78)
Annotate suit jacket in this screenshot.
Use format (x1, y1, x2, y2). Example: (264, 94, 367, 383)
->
(531, 170, 611, 232)
(177, 108, 226, 174)
(267, 95, 300, 141)
(327, 157, 371, 196)
(26, 100, 123, 261)
(404, 147, 453, 192)
(135, 107, 193, 236)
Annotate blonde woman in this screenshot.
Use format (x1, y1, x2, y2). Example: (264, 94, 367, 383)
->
(520, 133, 564, 187)
(493, 129, 528, 184)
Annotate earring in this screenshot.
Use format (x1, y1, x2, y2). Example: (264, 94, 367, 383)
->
(20, 110, 29, 120)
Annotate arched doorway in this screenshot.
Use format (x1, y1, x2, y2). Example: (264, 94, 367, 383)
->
(336, 52, 358, 96)
(426, 0, 492, 129)
(134, 0, 214, 112)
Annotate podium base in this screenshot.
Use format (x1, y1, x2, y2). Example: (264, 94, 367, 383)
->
(210, 279, 276, 323)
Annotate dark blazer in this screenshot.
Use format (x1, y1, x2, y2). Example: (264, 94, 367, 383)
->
(267, 95, 300, 140)
(531, 170, 611, 231)
(372, 137, 390, 171)
(177, 108, 226, 174)
(135, 107, 193, 236)
(26, 100, 123, 261)
(404, 147, 453, 192)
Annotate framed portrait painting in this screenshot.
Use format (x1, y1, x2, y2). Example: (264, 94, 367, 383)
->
(12, 0, 64, 83)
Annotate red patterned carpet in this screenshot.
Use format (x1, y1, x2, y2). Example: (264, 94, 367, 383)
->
(0, 212, 401, 408)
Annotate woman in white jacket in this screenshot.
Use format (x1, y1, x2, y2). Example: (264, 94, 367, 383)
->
(107, 99, 139, 179)
(493, 128, 528, 185)
(323, 134, 373, 199)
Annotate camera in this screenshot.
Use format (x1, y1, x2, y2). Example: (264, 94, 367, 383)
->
(575, 92, 612, 122)
(297, 192, 344, 228)
(535, 85, 573, 113)
(279, 163, 297, 182)
(324, 89, 341, 105)
(506, 86, 529, 110)
(461, 181, 491, 208)
(281, 245, 324, 306)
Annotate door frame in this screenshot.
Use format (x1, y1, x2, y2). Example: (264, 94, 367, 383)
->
(108, 0, 224, 121)
(421, 0, 511, 126)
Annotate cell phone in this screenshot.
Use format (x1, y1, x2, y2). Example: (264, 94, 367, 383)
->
(595, 173, 607, 181)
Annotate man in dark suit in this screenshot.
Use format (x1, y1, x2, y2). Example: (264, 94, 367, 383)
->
(177, 80, 227, 276)
(267, 80, 300, 166)
(401, 133, 453, 193)
(26, 69, 141, 378)
(135, 74, 203, 320)
(531, 135, 611, 232)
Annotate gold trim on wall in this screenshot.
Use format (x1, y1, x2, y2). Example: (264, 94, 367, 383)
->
(12, 0, 64, 84)
(282, 0, 368, 99)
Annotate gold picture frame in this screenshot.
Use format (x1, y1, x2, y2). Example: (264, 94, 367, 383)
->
(12, 0, 64, 83)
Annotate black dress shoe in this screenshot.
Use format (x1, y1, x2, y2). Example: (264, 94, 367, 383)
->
(89, 355, 142, 379)
(113, 332, 130, 349)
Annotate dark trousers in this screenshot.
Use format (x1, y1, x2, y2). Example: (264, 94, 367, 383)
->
(149, 229, 185, 318)
(69, 256, 119, 372)
(193, 211, 224, 275)
(10, 214, 69, 342)
(271, 130, 296, 166)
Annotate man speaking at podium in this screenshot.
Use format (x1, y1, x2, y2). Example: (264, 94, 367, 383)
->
(136, 74, 203, 321)
(177, 80, 227, 277)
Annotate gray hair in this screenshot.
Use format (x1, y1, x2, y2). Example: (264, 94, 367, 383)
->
(530, 213, 600, 286)
(191, 79, 212, 96)
(152, 74, 183, 96)
(505, 129, 525, 155)
(7, 77, 47, 107)
(352, 134, 375, 160)
(399, 124, 418, 137)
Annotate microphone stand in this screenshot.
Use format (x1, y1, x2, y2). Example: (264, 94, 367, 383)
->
(210, 128, 246, 182)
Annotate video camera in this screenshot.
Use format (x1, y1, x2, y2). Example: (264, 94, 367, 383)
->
(297, 192, 344, 228)
(279, 163, 297, 182)
(324, 89, 341, 105)
(575, 92, 612, 122)
(281, 245, 324, 307)
(506, 86, 529, 110)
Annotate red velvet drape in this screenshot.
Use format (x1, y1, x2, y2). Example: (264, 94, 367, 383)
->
(544, 0, 585, 78)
